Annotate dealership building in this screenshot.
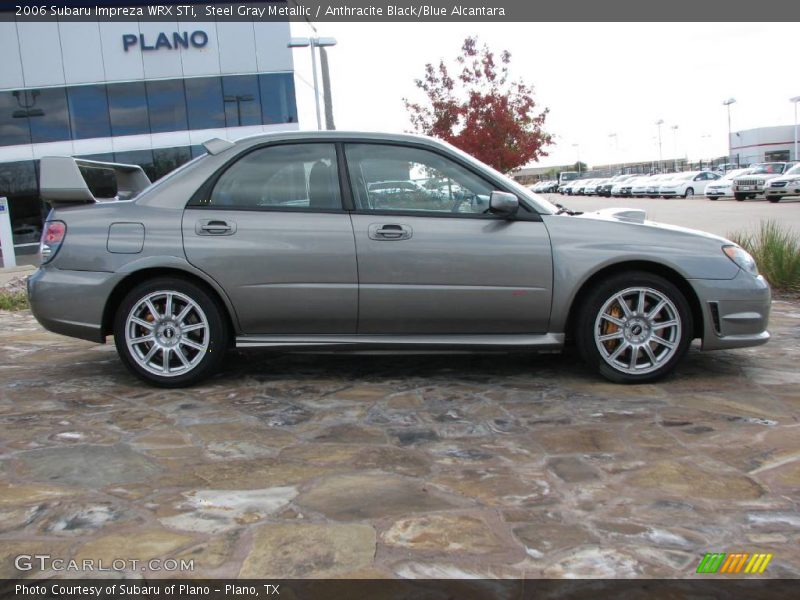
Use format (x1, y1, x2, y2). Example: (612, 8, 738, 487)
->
(729, 125, 798, 167)
(0, 17, 298, 250)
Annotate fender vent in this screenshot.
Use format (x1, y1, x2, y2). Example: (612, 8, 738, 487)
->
(708, 301, 721, 335)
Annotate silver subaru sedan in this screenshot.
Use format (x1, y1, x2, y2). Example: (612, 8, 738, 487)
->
(28, 132, 770, 387)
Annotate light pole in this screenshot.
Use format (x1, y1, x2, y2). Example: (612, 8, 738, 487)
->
(791, 96, 800, 162)
(572, 143, 581, 173)
(670, 125, 679, 171)
(655, 119, 664, 172)
(723, 98, 736, 165)
(288, 36, 337, 130)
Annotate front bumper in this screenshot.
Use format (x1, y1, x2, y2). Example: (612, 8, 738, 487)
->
(27, 267, 121, 343)
(689, 270, 771, 351)
(766, 185, 800, 199)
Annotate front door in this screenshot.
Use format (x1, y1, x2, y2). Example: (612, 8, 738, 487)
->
(182, 143, 357, 334)
(344, 142, 553, 335)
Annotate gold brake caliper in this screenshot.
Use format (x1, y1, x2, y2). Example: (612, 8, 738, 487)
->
(602, 304, 623, 352)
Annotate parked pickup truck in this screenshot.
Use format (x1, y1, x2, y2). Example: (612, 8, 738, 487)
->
(732, 162, 797, 201)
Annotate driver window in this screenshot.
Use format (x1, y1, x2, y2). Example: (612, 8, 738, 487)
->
(344, 143, 494, 215)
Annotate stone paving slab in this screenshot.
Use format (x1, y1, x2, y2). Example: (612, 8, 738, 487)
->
(0, 304, 798, 579)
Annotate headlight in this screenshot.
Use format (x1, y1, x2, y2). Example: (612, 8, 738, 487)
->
(723, 245, 758, 276)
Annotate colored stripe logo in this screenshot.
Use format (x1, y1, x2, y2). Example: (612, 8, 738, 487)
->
(696, 552, 773, 574)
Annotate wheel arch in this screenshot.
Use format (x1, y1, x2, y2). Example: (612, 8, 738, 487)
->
(101, 266, 238, 340)
(565, 260, 704, 341)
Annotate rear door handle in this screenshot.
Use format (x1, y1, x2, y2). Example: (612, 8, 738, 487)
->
(196, 219, 237, 236)
(368, 223, 413, 241)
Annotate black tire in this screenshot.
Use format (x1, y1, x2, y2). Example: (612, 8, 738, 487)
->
(684, 187, 694, 198)
(708, 196, 719, 201)
(575, 271, 693, 384)
(768, 197, 780, 203)
(113, 277, 230, 387)
(734, 192, 746, 201)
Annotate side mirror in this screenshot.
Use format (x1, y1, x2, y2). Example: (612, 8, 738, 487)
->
(489, 191, 519, 217)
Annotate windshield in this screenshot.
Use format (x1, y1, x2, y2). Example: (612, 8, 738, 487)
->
(784, 164, 800, 176)
(561, 172, 578, 182)
(751, 163, 784, 174)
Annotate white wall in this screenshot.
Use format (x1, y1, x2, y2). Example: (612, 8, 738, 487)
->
(1, 20, 294, 90)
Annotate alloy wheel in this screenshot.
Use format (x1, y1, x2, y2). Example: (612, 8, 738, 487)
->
(593, 287, 682, 375)
(124, 290, 210, 377)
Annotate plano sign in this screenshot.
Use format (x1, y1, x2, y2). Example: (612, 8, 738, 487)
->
(122, 30, 209, 52)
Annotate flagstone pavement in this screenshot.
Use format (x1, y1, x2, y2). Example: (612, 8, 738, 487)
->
(0, 303, 798, 579)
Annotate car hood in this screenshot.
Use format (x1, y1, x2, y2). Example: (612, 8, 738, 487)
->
(575, 207, 731, 244)
(737, 174, 777, 181)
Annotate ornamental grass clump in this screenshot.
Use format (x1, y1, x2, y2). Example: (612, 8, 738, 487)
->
(729, 220, 800, 293)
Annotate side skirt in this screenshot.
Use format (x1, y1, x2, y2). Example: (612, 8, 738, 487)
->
(235, 332, 565, 351)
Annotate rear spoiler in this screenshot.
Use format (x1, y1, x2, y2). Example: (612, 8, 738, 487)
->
(39, 156, 151, 207)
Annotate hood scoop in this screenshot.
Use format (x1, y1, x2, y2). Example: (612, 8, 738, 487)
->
(589, 207, 647, 224)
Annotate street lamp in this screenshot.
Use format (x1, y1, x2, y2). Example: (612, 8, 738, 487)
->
(791, 96, 800, 162)
(670, 125, 679, 171)
(655, 120, 664, 172)
(723, 98, 736, 165)
(571, 143, 581, 173)
(287, 36, 337, 130)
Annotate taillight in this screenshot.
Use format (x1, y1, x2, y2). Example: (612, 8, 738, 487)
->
(40, 220, 66, 263)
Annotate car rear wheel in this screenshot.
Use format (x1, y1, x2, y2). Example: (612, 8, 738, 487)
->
(684, 187, 694, 198)
(114, 278, 229, 387)
(576, 272, 693, 384)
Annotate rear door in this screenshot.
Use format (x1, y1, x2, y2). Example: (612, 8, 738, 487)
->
(182, 143, 357, 334)
(344, 142, 553, 335)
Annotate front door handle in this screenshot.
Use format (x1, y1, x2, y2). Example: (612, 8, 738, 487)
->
(196, 219, 237, 236)
(368, 223, 413, 241)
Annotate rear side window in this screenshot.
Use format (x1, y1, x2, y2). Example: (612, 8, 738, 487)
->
(192, 143, 341, 211)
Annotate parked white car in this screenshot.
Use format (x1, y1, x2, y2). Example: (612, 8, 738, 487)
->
(765, 163, 800, 203)
(616, 175, 646, 197)
(705, 168, 753, 200)
(659, 171, 721, 198)
(634, 174, 670, 197)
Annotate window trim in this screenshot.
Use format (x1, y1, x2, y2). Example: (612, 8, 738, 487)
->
(339, 140, 541, 222)
(186, 140, 347, 214)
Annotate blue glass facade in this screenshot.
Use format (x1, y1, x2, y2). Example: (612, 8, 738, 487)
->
(0, 73, 297, 147)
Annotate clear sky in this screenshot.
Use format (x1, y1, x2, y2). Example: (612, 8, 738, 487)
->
(288, 21, 798, 169)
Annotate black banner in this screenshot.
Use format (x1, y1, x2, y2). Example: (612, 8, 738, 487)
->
(2, 579, 800, 600)
(2, 0, 800, 22)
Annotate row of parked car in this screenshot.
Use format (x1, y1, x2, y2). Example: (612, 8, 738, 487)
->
(530, 161, 800, 202)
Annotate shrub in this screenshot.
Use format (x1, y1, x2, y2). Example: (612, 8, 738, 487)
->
(729, 220, 800, 293)
(0, 290, 28, 311)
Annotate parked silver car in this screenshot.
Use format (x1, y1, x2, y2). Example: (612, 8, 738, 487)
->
(28, 132, 770, 386)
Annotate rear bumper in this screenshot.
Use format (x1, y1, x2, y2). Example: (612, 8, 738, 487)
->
(689, 270, 771, 351)
(27, 267, 120, 343)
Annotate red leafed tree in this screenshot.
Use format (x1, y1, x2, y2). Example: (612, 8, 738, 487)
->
(404, 37, 552, 173)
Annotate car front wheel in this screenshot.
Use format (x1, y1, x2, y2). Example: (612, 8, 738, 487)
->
(114, 277, 229, 387)
(684, 187, 694, 198)
(576, 272, 693, 383)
